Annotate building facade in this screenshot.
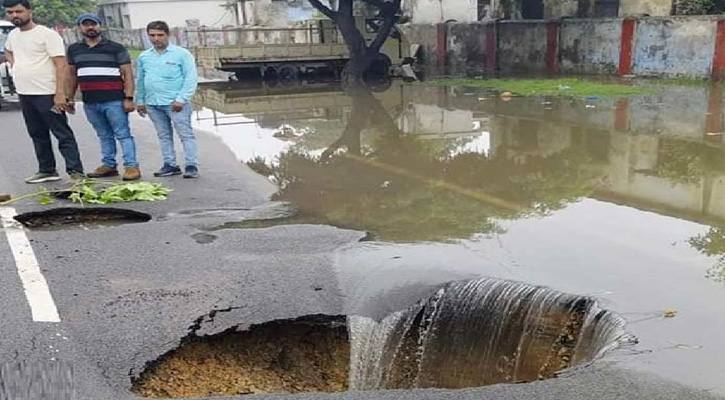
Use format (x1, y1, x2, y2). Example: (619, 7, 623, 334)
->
(98, 0, 237, 29)
(402, 0, 479, 23)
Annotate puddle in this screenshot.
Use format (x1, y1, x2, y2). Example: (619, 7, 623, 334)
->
(190, 232, 217, 244)
(14, 207, 151, 230)
(191, 78, 725, 393)
(133, 278, 628, 397)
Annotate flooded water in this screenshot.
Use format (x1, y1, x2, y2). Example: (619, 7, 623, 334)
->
(192, 78, 725, 394)
(348, 277, 629, 390)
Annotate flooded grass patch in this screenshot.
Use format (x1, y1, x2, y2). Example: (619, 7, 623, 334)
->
(422, 78, 654, 97)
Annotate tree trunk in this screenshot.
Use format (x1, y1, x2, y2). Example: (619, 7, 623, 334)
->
(336, 14, 374, 86)
(342, 53, 376, 86)
(321, 87, 401, 160)
(308, 0, 401, 87)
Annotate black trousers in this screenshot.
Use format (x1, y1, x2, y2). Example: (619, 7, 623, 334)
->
(19, 95, 83, 174)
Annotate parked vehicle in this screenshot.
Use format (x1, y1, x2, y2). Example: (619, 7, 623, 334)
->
(194, 17, 419, 81)
(0, 20, 13, 35)
(0, 20, 16, 109)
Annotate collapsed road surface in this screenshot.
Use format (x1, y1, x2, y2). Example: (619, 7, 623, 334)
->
(0, 84, 723, 400)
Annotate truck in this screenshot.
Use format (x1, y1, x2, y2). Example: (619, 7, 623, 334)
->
(193, 17, 418, 81)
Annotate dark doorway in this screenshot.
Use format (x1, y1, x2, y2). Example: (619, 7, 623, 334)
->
(594, 0, 620, 17)
(522, 0, 544, 19)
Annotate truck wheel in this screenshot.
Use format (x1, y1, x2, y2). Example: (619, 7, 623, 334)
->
(278, 65, 299, 81)
(365, 54, 392, 80)
(263, 67, 278, 81)
(235, 68, 261, 81)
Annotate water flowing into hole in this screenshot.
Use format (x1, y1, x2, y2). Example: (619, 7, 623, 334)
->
(134, 278, 631, 397)
(348, 278, 631, 391)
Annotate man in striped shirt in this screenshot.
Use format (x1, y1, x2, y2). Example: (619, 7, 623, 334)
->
(66, 13, 140, 181)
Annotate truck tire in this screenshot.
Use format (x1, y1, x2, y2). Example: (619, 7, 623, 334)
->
(234, 68, 262, 81)
(263, 67, 278, 81)
(278, 65, 299, 81)
(365, 54, 392, 80)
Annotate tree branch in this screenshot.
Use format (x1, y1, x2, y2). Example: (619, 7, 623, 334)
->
(309, 0, 337, 19)
(367, 0, 401, 53)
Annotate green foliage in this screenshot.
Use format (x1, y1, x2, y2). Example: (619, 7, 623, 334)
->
(128, 48, 143, 60)
(653, 138, 725, 184)
(0, 180, 171, 206)
(422, 78, 654, 97)
(246, 156, 276, 177)
(0, 0, 98, 27)
(68, 181, 171, 204)
(690, 227, 725, 256)
(689, 227, 725, 283)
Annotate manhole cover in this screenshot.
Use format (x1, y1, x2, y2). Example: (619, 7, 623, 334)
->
(133, 278, 632, 397)
(14, 207, 152, 230)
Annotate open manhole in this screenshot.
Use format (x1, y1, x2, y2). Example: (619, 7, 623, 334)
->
(14, 207, 152, 230)
(133, 278, 632, 398)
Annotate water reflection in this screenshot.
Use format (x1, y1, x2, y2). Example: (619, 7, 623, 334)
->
(193, 79, 725, 393)
(193, 80, 725, 267)
(689, 227, 725, 283)
(196, 83, 603, 242)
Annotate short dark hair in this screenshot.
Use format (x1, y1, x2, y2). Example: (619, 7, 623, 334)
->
(146, 20, 169, 34)
(3, 0, 32, 9)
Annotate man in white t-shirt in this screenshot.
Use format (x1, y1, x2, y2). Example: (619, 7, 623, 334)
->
(3, 0, 84, 183)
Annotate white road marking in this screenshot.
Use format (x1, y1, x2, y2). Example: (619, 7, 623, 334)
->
(0, 207, 61, 323)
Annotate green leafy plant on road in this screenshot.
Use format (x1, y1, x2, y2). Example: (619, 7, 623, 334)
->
(0, 180, 171, 206)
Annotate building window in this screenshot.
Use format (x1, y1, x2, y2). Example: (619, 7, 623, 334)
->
(522, 0, 544, 19)
(478, 0, 492, 20)
(593, 0, 620, 17)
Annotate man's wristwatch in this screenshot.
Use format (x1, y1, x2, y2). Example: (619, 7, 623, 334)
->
(124, 96, 134, 101)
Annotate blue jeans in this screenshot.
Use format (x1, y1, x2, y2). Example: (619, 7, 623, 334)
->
(146, 103, 198, 168)
(84, 101, 138, 168)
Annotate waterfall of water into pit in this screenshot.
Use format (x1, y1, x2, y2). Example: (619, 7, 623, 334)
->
(348, 278, 630, 391)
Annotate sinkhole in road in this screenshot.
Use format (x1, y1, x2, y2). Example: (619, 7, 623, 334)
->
(133, 278, 632, 398)
(14, 207, 152, 230)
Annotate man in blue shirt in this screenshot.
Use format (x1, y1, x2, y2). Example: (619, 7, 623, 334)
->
(135, 20, 198, 178)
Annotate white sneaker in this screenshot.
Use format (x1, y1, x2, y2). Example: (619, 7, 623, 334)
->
(25, 172, 61, 184)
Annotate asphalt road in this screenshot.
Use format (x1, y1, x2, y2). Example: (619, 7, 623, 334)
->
(0, 99, 722, 400)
